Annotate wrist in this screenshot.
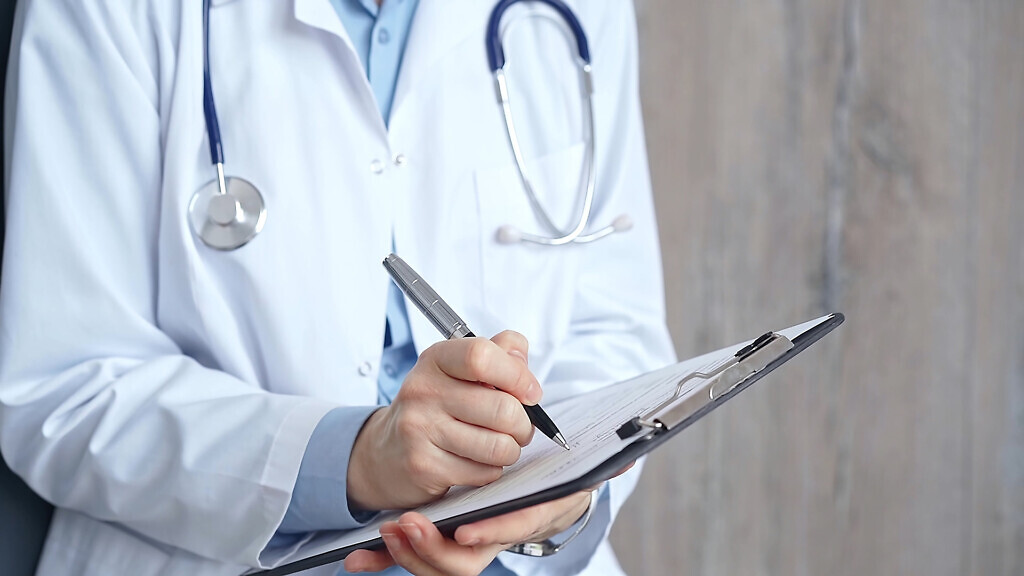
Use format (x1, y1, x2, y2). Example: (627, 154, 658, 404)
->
(346, 406, 388, 513)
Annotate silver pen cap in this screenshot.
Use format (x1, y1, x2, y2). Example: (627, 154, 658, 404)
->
(383, 254, 473, 339)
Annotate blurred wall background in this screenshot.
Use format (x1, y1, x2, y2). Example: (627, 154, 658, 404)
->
(609, 1, 1023, 575)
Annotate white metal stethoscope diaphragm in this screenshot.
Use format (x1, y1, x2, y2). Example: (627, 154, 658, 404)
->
(188, 175, 266, 250)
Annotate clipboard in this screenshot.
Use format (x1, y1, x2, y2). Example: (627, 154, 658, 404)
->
(255, 313, 844, 575)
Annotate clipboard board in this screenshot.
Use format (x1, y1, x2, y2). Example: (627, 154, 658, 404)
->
(255, 313, 844, 575)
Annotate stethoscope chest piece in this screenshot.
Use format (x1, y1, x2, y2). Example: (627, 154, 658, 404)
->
(189, 176, 266, 250)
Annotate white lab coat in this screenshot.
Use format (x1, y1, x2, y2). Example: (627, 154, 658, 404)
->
(0, 0, 675, 574)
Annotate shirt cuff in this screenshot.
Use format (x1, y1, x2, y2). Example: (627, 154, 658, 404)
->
(276, 405, 382, 533)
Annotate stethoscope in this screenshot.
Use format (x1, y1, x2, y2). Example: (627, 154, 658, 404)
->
(190, 0, 628, 251)
(189, 0, 266, 250)
(487, 0, 631, 246)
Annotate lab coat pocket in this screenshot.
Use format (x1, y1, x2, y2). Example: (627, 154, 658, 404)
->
(474, 142, 586, 362)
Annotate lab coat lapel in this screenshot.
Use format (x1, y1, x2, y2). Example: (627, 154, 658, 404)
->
(293, 0, 356, 53)
(391, 0, 488, 117)
(293, 0, 388, 134)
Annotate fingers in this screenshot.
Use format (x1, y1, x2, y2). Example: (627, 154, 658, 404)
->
(426, 337, 542, 405)
(383, 513, 504, 576)
(438, 382, 534, 447)
(401, 440, 505, 495)
(490, 330, 529, 362)
(433, 418, 523, 466)
(348, 514, 505, 575)
(349, 332, 541, 512)
(453, 491, 593, 547)
(343, 548, 395, 573)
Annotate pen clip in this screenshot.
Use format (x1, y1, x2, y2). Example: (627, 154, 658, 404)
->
(616, 332, 794, 439)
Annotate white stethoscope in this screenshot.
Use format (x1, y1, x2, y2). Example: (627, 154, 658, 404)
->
(190, 0, 630, 251)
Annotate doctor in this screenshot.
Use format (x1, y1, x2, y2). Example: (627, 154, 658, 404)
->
(0, 0, 675, 575)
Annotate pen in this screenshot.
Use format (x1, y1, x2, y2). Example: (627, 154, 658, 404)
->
(383, 253, 570, 451)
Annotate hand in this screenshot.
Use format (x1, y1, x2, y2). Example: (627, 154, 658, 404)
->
(343, 490, 594, 576)
(348, 331, 540, 511)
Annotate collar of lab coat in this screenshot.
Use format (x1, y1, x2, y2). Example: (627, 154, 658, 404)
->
(292, 0, 485, 125)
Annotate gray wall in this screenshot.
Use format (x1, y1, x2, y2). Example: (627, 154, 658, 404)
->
(610, 1, 1023, 575)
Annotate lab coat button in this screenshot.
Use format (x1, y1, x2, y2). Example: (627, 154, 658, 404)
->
(357, 362, 373, 376)
(393, 154, 407, 166)
(370, 159, 384, 174)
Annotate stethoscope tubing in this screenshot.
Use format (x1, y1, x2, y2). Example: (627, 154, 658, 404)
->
(495, 65, 599, 245)
(195, 0, 625, 250)
(193, 0, 266, 251)
(486, 0, 590, 71)
(489, 0, 628, 246)
(202, 0, 224, 167)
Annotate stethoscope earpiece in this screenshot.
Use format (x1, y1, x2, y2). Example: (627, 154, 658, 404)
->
(496, 225, 523, 244)
(495, 213, 632, 246)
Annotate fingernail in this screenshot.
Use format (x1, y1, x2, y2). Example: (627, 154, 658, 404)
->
(463, 537, 481, 547)
(508, 349, 528, 364)
(382, 533, 403, 552)
(399, 522, 422, 543)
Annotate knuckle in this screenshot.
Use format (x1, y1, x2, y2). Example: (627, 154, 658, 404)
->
(480, 465, 503, 485)
(397, 371, 426, 397)
(493, 396, 523, 431)
(398, 372, 440, 403)
(494, 329, 526, 348)
(522, 425, 536, 447)
(514, 369, 535, 397)
(422, 341, 444, 359)
(466, 465, 502, 487)
(490, 435, 521, 466)
(431, 422, 450, 448)
(406, 452, 435, 484)
(395, 413, 422, 440)
(464, 340, 493, 379)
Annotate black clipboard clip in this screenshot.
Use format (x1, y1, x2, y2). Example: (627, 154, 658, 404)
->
(616, 332, 795, 439)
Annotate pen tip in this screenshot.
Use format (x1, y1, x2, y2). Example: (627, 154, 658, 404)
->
(555, 433, 570, 451)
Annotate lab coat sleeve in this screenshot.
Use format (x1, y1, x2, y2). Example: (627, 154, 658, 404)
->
(0, 1, 336, 568)
(496, 0, 676, 573)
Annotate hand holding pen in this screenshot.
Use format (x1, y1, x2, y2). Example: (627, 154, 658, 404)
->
(347, 326, 545, 512)
(344, 255, 563, 513)
(383, 253, 569, 451)
(342, 255, 589, 574)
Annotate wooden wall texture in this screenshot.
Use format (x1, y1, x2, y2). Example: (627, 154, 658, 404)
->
(610, 1, 1023, 575)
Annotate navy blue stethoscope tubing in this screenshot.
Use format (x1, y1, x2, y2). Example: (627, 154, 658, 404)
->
(486, 0, 591, 71)
(203, 0, 591, 162)
(202, 0, 225, 166)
